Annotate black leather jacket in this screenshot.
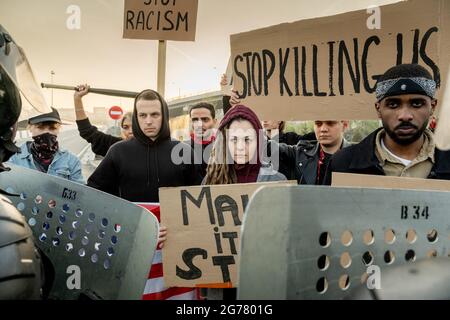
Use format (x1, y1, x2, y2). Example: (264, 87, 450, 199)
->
(271, 139, 351, 185)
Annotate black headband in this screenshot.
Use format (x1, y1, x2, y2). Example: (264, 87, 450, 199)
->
(376, 77, 436, 102)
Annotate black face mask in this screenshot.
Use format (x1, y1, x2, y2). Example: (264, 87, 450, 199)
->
(30, 133, 59, 168)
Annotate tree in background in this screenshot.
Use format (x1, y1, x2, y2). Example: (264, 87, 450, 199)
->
(345, 120, 381, 142)
(285, 121, 314, 135)
(284, 120, 381, 143)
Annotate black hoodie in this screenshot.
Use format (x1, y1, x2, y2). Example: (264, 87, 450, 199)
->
(87, 90, 202, 202)
(76, 118, 121, 157)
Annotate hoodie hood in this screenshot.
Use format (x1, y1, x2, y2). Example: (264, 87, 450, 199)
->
(218, 104, 263, 183)
(132, 89, 171, 146)
(218, 104, 263, 133)
(218, 104, 264, 164)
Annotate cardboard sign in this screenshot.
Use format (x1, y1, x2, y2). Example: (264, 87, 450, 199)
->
(230, 0, 450, 121)
(332, 172, 450, 192)
(159, 181, 295, 287)
(434, 67, 450, 150)
(123, 0, 198, 41)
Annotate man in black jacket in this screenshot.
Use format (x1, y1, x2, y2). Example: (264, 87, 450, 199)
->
(324, 64, 450, 185)
(74, 84, 132, 157)
(272, 120, 350, 185)
(87, 89, 202, 202)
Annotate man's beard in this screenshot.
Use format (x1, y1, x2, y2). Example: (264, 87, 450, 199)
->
(383, 120, 428, 146)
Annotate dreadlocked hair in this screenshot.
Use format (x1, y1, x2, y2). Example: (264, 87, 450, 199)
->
(204, 121, 238, 185)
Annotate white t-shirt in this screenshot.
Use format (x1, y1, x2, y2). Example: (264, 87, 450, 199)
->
(381, 139, 412, 166)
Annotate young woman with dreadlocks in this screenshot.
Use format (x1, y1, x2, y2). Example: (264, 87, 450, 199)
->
(201, 104, 286, 300)
(158, 105, 285, 299)
(204, 104, 286, 185)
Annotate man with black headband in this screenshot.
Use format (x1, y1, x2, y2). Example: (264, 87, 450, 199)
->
(324, 64, 450, 184)
(8, 107, 84, 183)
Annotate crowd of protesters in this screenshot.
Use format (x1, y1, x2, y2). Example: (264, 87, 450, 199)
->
(9, 63, 449, 300)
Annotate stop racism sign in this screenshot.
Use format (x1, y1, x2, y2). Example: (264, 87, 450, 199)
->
(108, 106, 123, 120)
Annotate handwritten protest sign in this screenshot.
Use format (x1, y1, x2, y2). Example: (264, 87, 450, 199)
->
(434, 67, 450, 150)
(123, 0, 198, 41)
(159, 182, 294, 287)
(230, 0, 450, 120)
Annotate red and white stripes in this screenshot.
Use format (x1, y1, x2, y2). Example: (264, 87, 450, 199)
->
(136, 203, 198, 300)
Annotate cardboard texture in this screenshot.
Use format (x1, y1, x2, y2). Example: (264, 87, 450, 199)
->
(332, 172, 450, 192)
(230, 0, 450, 121)
(159, 181, 295, 287)
(123, 0, 198, 41)
(434, 68, 450, 150)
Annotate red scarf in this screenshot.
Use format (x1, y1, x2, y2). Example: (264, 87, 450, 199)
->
(190, 133, 216, 145)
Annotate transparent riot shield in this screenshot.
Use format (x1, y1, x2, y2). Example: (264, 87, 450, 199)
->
(0, 25, 51, 121)
(238, 185, 450, 299)
(0, 164, 159, 300)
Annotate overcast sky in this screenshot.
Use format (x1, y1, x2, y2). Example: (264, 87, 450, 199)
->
(0, 0, 397, 112)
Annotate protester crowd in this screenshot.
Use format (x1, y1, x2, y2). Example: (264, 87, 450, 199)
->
(8, 63, 450, 300)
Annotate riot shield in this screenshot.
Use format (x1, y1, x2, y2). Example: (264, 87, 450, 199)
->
(0, 25, 51, 120)
(0, 164, 159, 300)
(238, 185, 450, 299)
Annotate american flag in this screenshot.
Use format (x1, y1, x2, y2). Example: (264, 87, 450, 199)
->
(136, 203, 199, 300)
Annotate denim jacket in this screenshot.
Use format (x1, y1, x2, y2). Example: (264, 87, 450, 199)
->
(7, 142, 85, 184)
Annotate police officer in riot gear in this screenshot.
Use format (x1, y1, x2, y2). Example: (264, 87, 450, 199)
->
(0, 24, 50, 300)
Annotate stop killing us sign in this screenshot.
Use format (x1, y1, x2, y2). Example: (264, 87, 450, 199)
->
(230, 0, 450, 121)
